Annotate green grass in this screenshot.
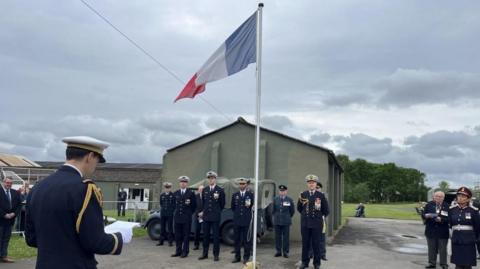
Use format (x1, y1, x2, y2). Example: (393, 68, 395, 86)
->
(342, 203, 421, 224)
(8, 234, 37, 260)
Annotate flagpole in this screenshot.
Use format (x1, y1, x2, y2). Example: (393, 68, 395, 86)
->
(252, 3, 263, 269)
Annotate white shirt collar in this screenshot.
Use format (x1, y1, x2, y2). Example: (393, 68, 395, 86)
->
(180, 188, 187, 192)
(63, 163, 83, 178)
(209, 185, 216, 190)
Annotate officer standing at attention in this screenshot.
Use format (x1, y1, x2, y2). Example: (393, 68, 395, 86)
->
(171, 176, 196, 258)
(157, 182, 175, 247)
(423, 191, 449, 269)
(231, 178, 254, 264)
(199, 171, 225, 262)
(25, 136, 131, 269)
(449, 187, 480, 269)
(117, 188, 127, 217)
(273, 185, 295, 258)
(297, 174, 329, 269)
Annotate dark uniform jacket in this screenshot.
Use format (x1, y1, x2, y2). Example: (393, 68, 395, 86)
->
(160, 192, 175, 217)
(0, 187, 21, 226)
(201, 185, 225, 222)
(173, 189, 196, 224)
(25, 165, 123, 269)
(297, 190, 329, 229)
(422, 200, 449, 239)
(117, 191, 127, 202)
(231, 190, 254, 227)
(272, 196, 295, 226)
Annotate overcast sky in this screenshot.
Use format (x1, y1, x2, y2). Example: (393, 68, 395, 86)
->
(1, 0, 479, 188)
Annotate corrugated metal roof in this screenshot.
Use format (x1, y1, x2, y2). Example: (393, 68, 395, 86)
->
(0, 153, 41, 167)
(37, 161, 162, 170)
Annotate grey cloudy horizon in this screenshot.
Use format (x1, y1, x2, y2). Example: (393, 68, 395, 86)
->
(1, 0, 480, 188)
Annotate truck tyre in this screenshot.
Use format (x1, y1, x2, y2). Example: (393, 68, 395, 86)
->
(147, 218, 162, 241)
(221, 222, 235, 246)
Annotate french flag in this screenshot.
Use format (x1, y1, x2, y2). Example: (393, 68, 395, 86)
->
(175, 11, 257, 102)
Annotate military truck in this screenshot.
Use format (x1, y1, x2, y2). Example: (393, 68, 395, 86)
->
(144, 178, 276, 245)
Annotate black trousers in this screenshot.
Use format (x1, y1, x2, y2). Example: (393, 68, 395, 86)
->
(427, 237, 448, 266)
(234, 225, 252, 260)
(160, 216, 174, 243)
(319, 232, 326, 257)
(174, 221, 192, 256)
(301, 227, 321, 267)
(202, 221, 220, 257)
(0, 225, 12, 258)
(194, 218, 202, 247)
(274, 225, 290, 254)
(117, 202, 126, 217)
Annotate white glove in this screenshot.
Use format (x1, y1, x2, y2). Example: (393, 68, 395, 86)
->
(117, 227, 133, 244)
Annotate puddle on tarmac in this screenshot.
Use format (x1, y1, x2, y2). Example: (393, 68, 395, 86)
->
(393, 243, 427, 255)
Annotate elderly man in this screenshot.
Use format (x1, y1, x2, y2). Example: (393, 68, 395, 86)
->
(0, 176, 21, 263)
(423, 191, 449, 269)
(26, 136, 131, 269)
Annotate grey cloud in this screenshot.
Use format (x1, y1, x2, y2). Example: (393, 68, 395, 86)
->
(375, 69, 480, 107)
(309, 133, 331, 145)
(334, 133, 393, 157)
(321, 93, 371, 107)
(261, 115, 293, 131)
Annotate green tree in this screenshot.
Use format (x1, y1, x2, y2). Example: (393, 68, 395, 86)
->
(437, 181, 450, 192)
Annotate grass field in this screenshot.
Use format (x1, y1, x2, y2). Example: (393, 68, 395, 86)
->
(341, 203, 421, 225)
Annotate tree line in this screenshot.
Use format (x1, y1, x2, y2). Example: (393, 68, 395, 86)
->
(336, 154, 429, 203)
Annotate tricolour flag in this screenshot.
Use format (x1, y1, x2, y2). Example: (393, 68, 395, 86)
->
(174, 11, 257, 102)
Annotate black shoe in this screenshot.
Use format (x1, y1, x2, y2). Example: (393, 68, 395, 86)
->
(171, 253, 181, 257)
(157, 241, 164, 246)
(214, 256, 219, 262)
(193, 245, 199, 250)
(274, 253, 282, 257)
(198, 255, 208, 260)
(231, 250, 235, 254)
(441, 266, 448, 269)
(314, 266, 320, 269)
(425, 265, 436, 269)
(169, 242, 173, 247)
(299, 264, 308, 269)
(232, 258, 241, 263)
(321, 256, 327, 261)
(180, 254, 188, 258)
(283, 253, 289, 258)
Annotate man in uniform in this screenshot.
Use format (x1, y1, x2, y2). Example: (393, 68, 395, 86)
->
(231, 178, 254, 264)
(25, 136, 131, 269)
(117, 188, 127, 217)
(423, 191, 449, 269)
(448, 187, 480, 269)
(172, 176, 196, 258)
(157, 182, 175, 246)
(297, 174, 329, 269)
(193, 185, 204, 250)
(199, 170, 225, 262)
(0, 176, 21, 263)
(272, 185, 295, 258)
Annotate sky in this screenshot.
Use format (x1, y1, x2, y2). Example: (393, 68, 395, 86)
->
(1, 0, 480, 188)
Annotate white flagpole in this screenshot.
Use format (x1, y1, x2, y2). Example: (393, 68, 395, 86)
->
(252, 3, 263, 269)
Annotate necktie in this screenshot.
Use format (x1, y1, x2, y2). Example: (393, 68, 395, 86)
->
(310, 191, 313, 196)
(211, 187, 213, 192)
(241, 192, 244, 198)
(6, 190, 11, 209)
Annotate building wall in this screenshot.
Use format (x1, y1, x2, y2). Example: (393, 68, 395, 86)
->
(163, 123, 343, 240)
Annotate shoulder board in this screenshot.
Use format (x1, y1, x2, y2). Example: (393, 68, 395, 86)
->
(82, 179, 95, 184)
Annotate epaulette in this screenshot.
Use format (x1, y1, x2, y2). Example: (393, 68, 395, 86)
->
(76, 180, 104, 233)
